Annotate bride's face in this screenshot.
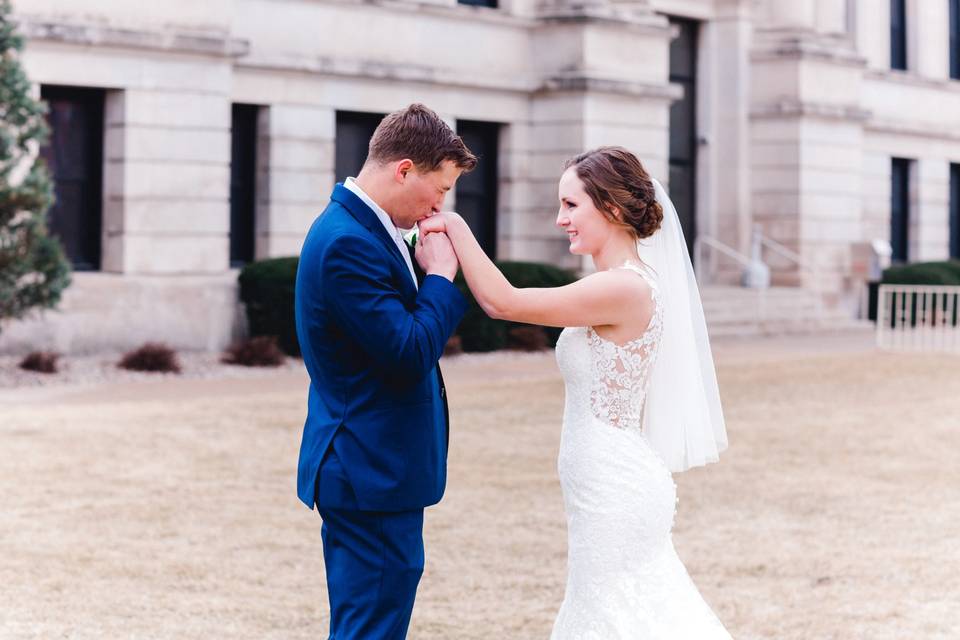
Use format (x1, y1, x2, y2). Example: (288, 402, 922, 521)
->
(556, 167, 618, 256)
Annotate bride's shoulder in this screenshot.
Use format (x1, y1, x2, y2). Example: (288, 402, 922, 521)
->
(584, 266, 655, 306)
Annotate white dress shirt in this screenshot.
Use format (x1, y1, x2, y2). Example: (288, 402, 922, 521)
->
(344, 177, 418, 289)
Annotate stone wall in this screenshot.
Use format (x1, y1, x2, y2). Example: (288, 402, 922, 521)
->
(4, 0, 959, 352)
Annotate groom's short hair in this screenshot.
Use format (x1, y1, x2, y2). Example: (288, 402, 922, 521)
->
(367, 104, 478, 173)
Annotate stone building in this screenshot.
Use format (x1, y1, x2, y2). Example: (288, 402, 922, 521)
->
(3, 0, 959, 352)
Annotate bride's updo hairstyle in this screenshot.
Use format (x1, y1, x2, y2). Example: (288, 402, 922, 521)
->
(563, 146, 663, 240)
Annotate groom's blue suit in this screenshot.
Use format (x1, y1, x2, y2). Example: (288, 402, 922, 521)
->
(295, 183, 467, 639)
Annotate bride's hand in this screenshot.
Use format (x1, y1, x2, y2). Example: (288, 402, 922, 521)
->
(418, 213, 449, 235)
(419, 211, 465, 236)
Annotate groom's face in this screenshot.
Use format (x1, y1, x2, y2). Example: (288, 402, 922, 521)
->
(392, 160, 462, 230)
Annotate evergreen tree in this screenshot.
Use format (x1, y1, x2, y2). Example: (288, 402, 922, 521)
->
(0, 0, 70, 332)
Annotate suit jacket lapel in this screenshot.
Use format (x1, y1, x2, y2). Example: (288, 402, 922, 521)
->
(332, 183, 417, 296)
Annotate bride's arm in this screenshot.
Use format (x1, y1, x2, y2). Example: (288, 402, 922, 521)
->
(420, 213, 647, 329)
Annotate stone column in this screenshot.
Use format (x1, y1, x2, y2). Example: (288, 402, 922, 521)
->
(750, 0, 867, 299)
(514, 1, 675, 271)
(860, 149, 893, 249)
(854, 0, 890, 70)
(497, 120, 539, 262)
(912, 159, 950, 261)
(256, 105, 336, 259)
(815, 0, 847, 34)
(912, 0, 950, 80)
(102, 86, 232, 274)
(698, 0, 753, 282)
(761, 0, 816, 29)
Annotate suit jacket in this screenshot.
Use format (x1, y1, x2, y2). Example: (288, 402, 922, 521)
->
(295, 183, 467, 512)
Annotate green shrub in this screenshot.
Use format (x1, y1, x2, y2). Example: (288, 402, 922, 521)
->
(19, 351, 59, 374)
(507, 326, 549, 351)
(238, 257, 300, 356)
(453, 261, 577, 352)
(238, 257, 577, 355)
(222, 335, 286, 367)
(118, 343, 181, 374)
(881, 260, 960, 285)
(443, 335, 463, 356)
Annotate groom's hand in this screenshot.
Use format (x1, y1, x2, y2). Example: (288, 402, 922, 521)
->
(416, 231, 459, 282)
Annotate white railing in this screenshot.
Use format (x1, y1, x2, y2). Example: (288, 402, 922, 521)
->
(876, 285, 960, 353)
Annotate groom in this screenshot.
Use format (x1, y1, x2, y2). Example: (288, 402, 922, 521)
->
(294, 104, 476, 638)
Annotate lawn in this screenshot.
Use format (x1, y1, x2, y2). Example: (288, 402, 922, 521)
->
(1, 340, 958, 638)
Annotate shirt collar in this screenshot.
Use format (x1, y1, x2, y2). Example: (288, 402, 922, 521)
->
(344, 177, 404, 238)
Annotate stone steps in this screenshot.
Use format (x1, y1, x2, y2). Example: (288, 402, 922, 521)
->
(699, 286, 871, 337)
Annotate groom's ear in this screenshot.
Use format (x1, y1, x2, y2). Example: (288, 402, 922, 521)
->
(394, 159, 415, 183)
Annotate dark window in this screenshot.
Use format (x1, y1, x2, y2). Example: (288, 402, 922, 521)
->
(890, 0, 907, 70)
(39, 85, 104, 271)
(458, 0, 497, 7)
(951, 0, 960, 79)
(455, 120, 500, 258)
(335, 111, 386, 184)
(230, 104, 259, 267)
(950, 163, 960, 259)
(891, 158, 911, 262)
(668, 17, 699, 258)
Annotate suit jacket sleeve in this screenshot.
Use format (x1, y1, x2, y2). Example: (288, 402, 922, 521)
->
(321, 233, 467, 382)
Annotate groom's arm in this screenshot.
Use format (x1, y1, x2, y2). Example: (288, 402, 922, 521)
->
(321, 233, 466, 382)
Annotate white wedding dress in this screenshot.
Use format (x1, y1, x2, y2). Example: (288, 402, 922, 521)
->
(551, 262, 731, 639)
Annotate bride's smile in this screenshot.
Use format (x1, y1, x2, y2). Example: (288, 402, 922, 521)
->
(555, 160, 657, 272)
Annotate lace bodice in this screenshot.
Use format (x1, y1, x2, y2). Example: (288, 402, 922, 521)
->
(586, 261, 663, 432)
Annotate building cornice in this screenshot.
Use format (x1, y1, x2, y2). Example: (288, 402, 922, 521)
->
(238, 53, 678, 99)
(751, 99, 960, 141)
(864, 119, 960, 143)
(751, 28, 866, 69)
(15, 17, 250, 58)
(540, 72, 681, 99)
(534, 5, 670, 35)
(864, 69, 960, 93)
(237, 54, 536, 93)
(750, 99, 871, 122)
(308, 0, 536, 28)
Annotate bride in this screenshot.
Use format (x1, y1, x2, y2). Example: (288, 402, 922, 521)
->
(418, 146, 731, 638)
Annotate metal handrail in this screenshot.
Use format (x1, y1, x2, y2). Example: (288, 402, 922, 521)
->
(758, 235, 803, 265)
(693, 234, 767, 328)
(693, 235, 752, 285)
(756, 230, 824, 324)
(694, 229, 828, 331)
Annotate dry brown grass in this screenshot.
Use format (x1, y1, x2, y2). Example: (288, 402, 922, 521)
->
(1, 341, 959, 639)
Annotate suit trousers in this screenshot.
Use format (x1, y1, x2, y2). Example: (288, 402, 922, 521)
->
(318, 506, 425, 640)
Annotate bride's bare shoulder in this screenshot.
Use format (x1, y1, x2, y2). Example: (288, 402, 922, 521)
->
(587, 265, 655, 306)
(580, 268, 656, 336)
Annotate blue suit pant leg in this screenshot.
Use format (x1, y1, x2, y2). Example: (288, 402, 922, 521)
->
(318, 507, 425, 640)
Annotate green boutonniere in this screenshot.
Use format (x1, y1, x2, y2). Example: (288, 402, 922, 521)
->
(404, 228, 419, 248)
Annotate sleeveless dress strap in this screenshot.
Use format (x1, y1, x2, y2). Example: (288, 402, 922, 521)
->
(614, 261, 658, 292)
